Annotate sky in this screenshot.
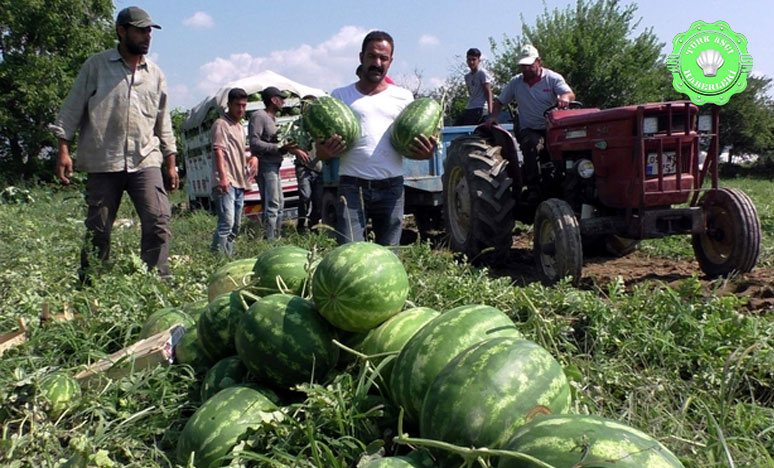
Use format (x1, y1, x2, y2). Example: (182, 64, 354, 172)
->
(114, 0, 774, 111)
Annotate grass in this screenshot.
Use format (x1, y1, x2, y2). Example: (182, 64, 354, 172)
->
(0, 178, 772, 467)
(640, 177, 774, 268)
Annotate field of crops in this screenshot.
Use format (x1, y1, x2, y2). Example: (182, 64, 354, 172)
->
(1, 176, 772, 468)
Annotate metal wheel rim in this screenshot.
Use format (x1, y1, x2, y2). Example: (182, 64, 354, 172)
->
(537, 218, 558, 279)
(447, 166, 471, 245)
(699, 205, 734, 263)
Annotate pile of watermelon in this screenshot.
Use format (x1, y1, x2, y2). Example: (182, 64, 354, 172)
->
(31, 238, 686, 467)
(128, 240, 680, 468)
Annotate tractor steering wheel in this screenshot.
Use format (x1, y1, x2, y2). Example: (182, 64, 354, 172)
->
(543, 100, 583, 117)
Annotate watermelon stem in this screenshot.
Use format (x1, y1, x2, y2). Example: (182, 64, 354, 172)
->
(392, 408, 557, 468)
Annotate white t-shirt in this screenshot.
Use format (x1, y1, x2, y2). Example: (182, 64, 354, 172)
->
(465, 68, 492, 110)
(497, 68, 572, 130)
(332, 83, 414, 180)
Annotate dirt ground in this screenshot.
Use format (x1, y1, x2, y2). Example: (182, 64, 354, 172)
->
(408, 228, 774, 313)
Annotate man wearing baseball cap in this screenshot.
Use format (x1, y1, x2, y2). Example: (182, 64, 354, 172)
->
(248, 87, 307, 241)
(51, 6, 178, 283)
(485, 44, 575, 203)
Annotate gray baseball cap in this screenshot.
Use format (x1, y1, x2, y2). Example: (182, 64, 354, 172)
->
(116, 6, 161, 29)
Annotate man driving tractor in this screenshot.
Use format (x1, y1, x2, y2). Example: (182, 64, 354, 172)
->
(485, 44, 575, 203)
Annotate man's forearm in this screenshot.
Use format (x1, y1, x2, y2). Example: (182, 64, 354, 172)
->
(490, 100, 503, 122)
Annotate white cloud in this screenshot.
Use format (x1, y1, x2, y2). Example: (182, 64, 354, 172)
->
(196, 25, 367, 97)
(169, 84, 191, 110)
(418, 34, 440, 47)
(183, 12, 214, 29)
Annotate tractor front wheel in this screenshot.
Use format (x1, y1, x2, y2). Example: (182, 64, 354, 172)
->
(693, 187, 761, 276)
(534, 199, 583, 285)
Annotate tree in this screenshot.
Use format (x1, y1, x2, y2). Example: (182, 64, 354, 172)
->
(718, 75, 774, 159)
(488, 0, 674, 109)
(0, 0, 114, 183)
(424, 55, 470, 125)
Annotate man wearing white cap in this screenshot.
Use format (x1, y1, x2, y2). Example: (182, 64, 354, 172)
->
(486, 44, 575, 202)
(51, 6, 178, 282)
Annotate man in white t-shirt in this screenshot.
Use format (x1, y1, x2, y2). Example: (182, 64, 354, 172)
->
(455, 47, 493, 126)
(316, 30, 436, 246)
(486, 44, 575, 202)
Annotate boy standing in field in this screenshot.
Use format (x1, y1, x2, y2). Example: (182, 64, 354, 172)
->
(210, 88, 257, 256)
(455, 48, 493, 125)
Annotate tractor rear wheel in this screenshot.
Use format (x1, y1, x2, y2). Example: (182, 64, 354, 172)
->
(693, 187, 761, 276)
(534, 199, 583, 285)
(442, 134, 516, 263)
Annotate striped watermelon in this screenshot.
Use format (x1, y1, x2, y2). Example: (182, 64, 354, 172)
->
(252, 245, 311, 296)
(175, 326, 215, 372)
(176, 386, 279, 468)
(498, 414, 685, 468)
(420, 337, 571, 454)
(37, 372, 81, 418)
(389, 304, 523, 423)
(359, 307, 440, 386)
(207, 257, 257, 302)
(390, 97, 442, 158)
(139, 307, 195, 339)
(361, 451, 435, 468)
(302, 95, 360, 149)
(182, 299, 209, 322)
(197, 293, 241, 361)
(312, 242, 409, 332)
(200, 356, 249, 402)
(234, 294, 339, 389)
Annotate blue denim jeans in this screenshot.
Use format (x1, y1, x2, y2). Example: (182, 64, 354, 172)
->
(295, 165, 323, 233)
(336, 177, 404, 246)
(211, 184, 245, 256)
(257, 161, 284, 240)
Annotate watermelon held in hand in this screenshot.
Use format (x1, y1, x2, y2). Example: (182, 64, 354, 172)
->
(390, 97, 442, 158)
(497, 414, 685, 468)
(207, 258, 257, 302)
(312, 242, 409, 332)
(234, 294, 339, 390)
(252, 245, 311, 296)
(139, 307, 195, 339)
(420, 337, 571, 453)
(389, 304, 523, 424)
(302, 95, 360, 149)
(37, 372, 81, 419)
(176, 386, 280, 468)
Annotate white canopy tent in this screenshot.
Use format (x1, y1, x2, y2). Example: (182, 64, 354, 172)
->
(182, 70, 327, 130)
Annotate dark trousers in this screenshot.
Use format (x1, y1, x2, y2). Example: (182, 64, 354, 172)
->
(518, 128, 547, 186)
(295, 165, 323, 233)
(81, 168, 171, 277)
(454, 107, 485, 126)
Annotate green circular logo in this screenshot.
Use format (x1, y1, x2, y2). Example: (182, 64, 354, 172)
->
(666, 21, 753, 105)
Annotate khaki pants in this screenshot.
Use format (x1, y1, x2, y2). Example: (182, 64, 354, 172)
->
(80, 168, 171, 278)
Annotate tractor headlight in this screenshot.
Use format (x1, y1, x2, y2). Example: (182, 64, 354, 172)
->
(698, 114, 712, 132)
(576, 159, 595, 179)
(643, 116, 658, 135)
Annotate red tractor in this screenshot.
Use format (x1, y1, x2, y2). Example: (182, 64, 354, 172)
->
(442, 101, 761, 284)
